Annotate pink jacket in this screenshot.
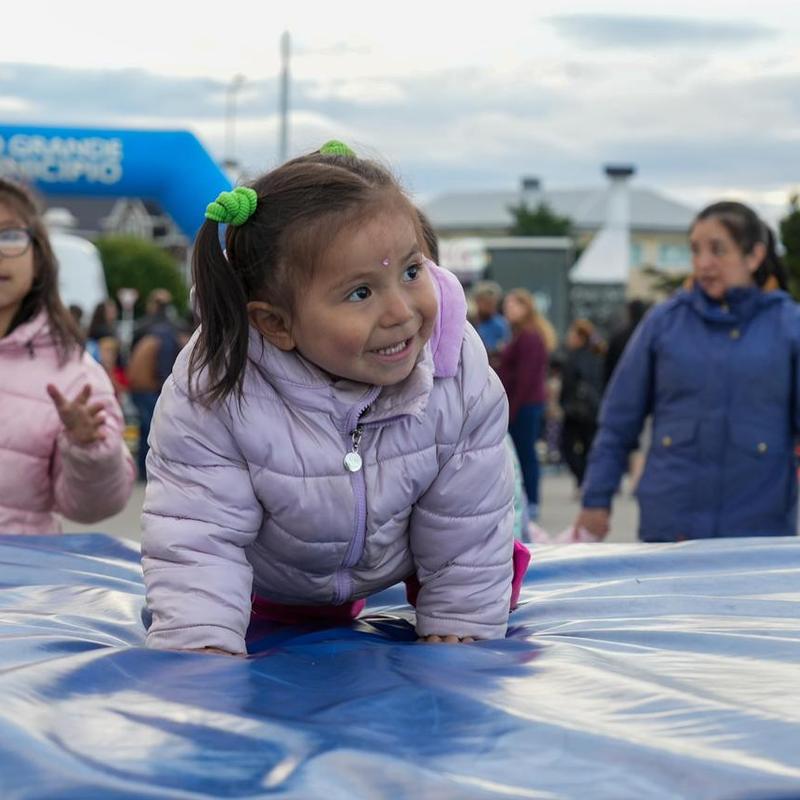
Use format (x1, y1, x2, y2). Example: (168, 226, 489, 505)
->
(142, 266, 515, 652)
(0, 312, 135, 534)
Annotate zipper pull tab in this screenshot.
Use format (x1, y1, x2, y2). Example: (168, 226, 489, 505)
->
(343, 424, 364, 472)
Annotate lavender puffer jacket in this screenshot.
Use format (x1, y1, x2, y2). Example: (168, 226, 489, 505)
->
(141, 266, 514, 653)
(0, 312, 135, 534)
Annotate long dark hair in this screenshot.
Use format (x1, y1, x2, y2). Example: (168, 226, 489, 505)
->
(0, 178, 83, 361)
(189, 149, 421, 406)
(692, 201, 788, 291)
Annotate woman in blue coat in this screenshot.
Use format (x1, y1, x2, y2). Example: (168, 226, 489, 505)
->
(577, 201, 799, 541)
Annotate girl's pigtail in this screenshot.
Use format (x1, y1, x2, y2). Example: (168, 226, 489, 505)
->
(189, 221, 251, 405)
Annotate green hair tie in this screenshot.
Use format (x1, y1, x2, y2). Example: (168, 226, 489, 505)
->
(319, 140, 356, 158)
(205, 186, 258, 226)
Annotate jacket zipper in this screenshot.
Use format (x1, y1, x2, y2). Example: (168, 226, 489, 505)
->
(334, 389, 380, 604)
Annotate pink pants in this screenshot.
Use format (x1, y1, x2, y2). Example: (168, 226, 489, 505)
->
(251, 540, 531, 627)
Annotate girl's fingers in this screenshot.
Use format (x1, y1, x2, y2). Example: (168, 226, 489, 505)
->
(76, 383, 92, 404)
(46, 384, 66, 410)
(87, 402, 105, 417)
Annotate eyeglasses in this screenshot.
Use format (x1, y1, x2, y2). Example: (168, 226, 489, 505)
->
(0, 227, 34, 258)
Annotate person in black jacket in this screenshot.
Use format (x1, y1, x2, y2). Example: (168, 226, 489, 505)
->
(560, 319, 605, 489)
(604, 299, 648, 387)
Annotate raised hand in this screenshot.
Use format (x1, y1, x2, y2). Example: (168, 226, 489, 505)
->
(47, 383, 106, 446)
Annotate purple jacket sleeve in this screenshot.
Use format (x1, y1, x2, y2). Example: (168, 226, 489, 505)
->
(141, 377, 263, 654)
(52, 365, 135, 524)
(410, 326, 515, 640)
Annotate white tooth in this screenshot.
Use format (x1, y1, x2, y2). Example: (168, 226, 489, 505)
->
(376, 340, 406, 355)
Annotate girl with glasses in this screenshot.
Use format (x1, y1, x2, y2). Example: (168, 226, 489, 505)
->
(0, 178, 135, 534)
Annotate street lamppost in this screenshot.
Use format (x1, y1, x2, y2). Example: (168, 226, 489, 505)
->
(224, 73, 246, 175)
(279, 31, 291, 163)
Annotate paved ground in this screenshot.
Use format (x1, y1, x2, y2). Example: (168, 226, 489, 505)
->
(63, 467, 640, 544)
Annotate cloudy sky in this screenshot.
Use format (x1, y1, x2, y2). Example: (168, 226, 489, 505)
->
(2, 0, 799, 221)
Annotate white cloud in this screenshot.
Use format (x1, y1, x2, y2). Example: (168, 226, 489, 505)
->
(547, 13, 777, 48)
(305, 80, 407, 106)
(0, 96, 34, 113)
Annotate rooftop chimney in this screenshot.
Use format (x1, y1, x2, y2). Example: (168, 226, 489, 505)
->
(570, 163, 637, 285)
(520, 176, 542, 209)
(604, 164, 636, 180)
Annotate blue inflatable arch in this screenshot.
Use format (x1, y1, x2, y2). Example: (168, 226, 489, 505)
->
(0, 125, 232, 241)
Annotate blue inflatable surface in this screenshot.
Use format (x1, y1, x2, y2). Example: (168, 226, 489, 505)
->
(1, 534, 799, 799)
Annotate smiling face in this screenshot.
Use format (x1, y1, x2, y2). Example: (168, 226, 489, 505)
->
(0, 202, 36, 337)
(689, 217, 764, 300)
(285, 207, 438, 386)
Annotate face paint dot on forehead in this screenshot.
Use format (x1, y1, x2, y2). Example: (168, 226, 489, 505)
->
(381, 257, 390, 267)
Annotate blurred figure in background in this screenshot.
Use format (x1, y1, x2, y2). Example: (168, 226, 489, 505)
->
(577, 201, 800, 542)
(132, 288, 177, 346)
(604, 298, 648, 387)
(86, 299, 119, 343)
(543, 352, 565, 466)
(86, 299, 119, 363)
(127, 289, 184, 480)
(498, 288, 550, 520)
(471, 281, 510, 369)
(604, 298, 651, 492)
(560, 319, 605, 492)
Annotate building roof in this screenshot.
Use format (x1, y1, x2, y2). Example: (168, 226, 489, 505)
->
(40, 195, 185, 245)
(423, 186, 695, 234)
(43, 196, 117, 235)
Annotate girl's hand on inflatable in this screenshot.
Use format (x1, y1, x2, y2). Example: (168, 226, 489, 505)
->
(575, 508, 610, 539)
(420, 635, 476, 644)
(47, 383, 106, 446)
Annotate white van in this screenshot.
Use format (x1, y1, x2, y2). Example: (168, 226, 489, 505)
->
(51, 231, 108, 317)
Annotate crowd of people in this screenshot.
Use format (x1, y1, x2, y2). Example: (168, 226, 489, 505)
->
(2, 143, 799, 654)
(68, 289, 192, 481)
(468, 278, 635, 526)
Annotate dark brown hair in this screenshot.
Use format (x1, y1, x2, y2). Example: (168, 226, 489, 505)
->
(692, 201, 788, 291)
(416, 209, 439, 263)
(570, 318, 606, 356)
(189, 149, 423, 405)
(0, 178, 83, 361)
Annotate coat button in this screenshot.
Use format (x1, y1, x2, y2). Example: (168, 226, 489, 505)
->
(757, 442, 768, 453)
(662, 436, 672, 447)
(730, 329, 741, 340)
